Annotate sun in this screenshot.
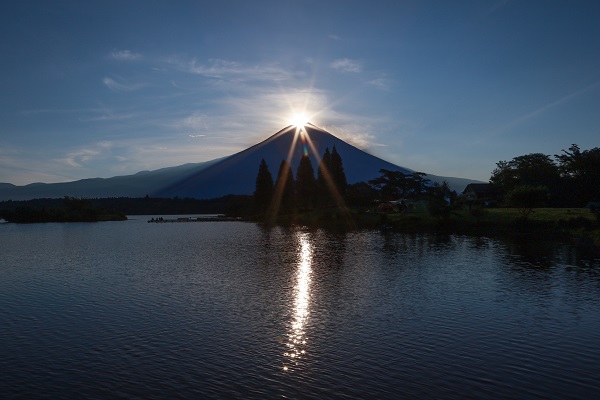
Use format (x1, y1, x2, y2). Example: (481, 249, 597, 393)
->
(289, 112, 309, 127)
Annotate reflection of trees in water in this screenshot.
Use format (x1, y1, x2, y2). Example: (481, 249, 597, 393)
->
(468, 235, 494, 251)
(314, 229, 348, 270)
(276, 229, 600, 374)
(502, 236, 560, 269)
(494, 235, 600, 302)
(379, 232, 459, 260)
(501, 235, 598, 268)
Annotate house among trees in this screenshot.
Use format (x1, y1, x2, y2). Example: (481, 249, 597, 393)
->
(376, 199, 408, 213)
(462, 183, 500, 206)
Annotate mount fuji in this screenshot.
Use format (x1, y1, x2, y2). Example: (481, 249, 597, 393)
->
(0, 124, 481, 201)
(155, 123, 479, 199)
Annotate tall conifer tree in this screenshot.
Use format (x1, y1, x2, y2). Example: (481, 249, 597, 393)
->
(317, 147, 333, 207)
(330, 146, 347, 196)
(296, 155, 316, 210)
(274, 159, 295, 213)
(253, 159, 274, 214)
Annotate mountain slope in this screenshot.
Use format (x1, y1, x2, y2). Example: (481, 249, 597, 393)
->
(0, 124, 481, 201)
(156, 124, 480, 199)
(0, 160, 220, 201)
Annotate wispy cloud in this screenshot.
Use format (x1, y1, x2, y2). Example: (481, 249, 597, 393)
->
(329, 34, 340, 40)
(488, 79, 600, 137)
(110, 49, 142, 61)
(173, 58, 301, 82)
(0, 147, 73, 184)
(517, 80, 600, 122)
(0, 143, 116, 184)
(331, 58, 362, 73)
(325, 123, 383, 150)
(78, 105, 142, 122)
(367, 78, 392, 91)
(11, 53, 392, 183)
(58, 142, 114, 168)
(102, 77, 145, 92)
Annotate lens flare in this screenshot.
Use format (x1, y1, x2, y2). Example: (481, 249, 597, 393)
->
(300, 130, 309, 156)
(289, 113, 309, 127)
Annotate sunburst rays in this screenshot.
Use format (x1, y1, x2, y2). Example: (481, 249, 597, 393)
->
(266, 124, 354, 226)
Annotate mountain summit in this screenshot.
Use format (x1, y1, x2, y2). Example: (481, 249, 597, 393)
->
(0, 124, 481, 201)
(156, 124, 411, 199)
(155, 124, 477, 199)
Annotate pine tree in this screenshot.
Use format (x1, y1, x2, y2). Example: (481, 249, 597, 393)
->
(274, 159, 295, 214)
(296, 155, 317, 210)
(253, 159, 274, 215)
(317, 147, 333, 207)
(330, 146, 347, 196)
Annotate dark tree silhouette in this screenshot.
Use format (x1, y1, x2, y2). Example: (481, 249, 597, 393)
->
(505, 185, 549, 218)
(330, 146, 347, 196)
(369, 169, 430, 201)
(406, 172, 430, 196)
(253, 159, 274, 215)
(490, 153, 559, 199)
(555, 144, 600, 205)
(427, 181, 453, 221)
(296, 155, 317, 210)
(317, 147, 333, 207)
(346, 182, 377, 207)
(273, 160, 295, 214)
(369, 169, 406, 200)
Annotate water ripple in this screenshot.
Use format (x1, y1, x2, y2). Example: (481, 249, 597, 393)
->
(0, 221, 599, 398)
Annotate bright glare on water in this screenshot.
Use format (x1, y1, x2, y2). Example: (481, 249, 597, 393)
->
(0, 217, 599, 399)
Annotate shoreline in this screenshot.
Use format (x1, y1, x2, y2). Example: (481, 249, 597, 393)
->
(248, 207, 600, 250)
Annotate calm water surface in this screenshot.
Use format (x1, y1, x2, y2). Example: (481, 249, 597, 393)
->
(1, 217, 599, 399)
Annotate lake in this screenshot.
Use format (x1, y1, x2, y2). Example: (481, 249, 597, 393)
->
(1, 217, 599, 399)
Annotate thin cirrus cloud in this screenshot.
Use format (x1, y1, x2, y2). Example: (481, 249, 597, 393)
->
(102, 77, 145, 92)
(330, 58, 362, 73)
(58, 143, 112, 168)
(175, 58, 301, 82)
(367, 78, 392, 91)
(480, 79, 600, 142)
(0, 151, 72, 184)
(110, 49, 142, 61)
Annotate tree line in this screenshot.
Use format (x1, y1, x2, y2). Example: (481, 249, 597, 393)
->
(252, 147, 455, 219)
(0, 196, 126, 222)
(253, 146, 348, 217)
(0, 195, 252, 219)
(490, 144, 600, 207)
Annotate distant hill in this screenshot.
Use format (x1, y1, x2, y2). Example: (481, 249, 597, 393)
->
(0, 124, 481, 201)
(0, 161, 220, 201)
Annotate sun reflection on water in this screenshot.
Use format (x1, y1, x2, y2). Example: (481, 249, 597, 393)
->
(283, 232, 313, 372)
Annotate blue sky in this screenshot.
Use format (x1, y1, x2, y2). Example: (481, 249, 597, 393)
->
(1, 0, 599, 185)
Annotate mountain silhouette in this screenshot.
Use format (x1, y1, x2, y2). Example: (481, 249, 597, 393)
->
(155, 124, 410, 199)
(155, 123, 479, 199)
(0, 162, 220, 201)
(0, 124, 481, 201)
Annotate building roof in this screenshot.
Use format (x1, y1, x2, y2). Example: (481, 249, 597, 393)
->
(462, 183, 495, 194)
